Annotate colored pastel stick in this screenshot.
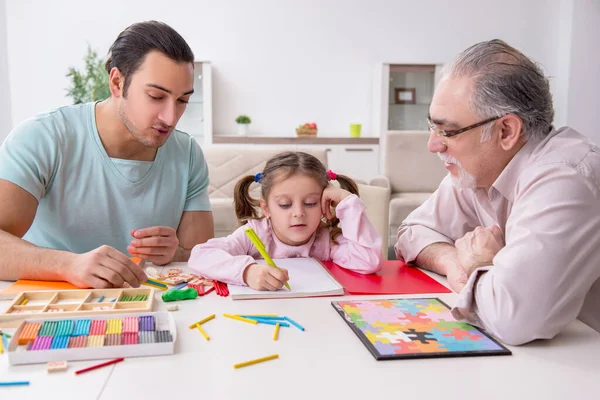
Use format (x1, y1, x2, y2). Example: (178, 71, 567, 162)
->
(189, 314, 215, 329)
(284, 317, 305, 331)
(0, 381, 30, 386)
(20, 298, 29, 306)
(75, 357, 124, 375)
(223, 314, 258, 324)
(250, 319, 289, 327)
(273, 323, 280, 341)
(196, 324, 210, 341)
(146, 278, 169, 286)
(240, 315, 286, 321)
(234, 354, 279, 369)
(97, 295, 105, 303)
(141, 281, 167, 291)
(244, 228, 291, 290)
(240, 314, 278, 317)
(172, 282, 188, 291)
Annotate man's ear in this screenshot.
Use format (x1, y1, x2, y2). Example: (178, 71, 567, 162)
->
(108, 67, 124, 98)
(259, 198, 269, 218)
(498, 114, 523, 150)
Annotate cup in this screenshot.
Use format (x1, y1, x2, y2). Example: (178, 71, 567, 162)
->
(350, 123, 362, 138)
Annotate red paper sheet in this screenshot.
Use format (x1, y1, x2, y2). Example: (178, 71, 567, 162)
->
(321, 260, 451, 295)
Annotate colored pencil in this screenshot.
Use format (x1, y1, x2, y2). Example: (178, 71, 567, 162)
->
(244, 228, 291, 290)
(273, 323, 280, 341)
(74, 357, 124, 375)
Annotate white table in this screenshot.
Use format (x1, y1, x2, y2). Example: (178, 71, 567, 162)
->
(1, 272, 600, 400)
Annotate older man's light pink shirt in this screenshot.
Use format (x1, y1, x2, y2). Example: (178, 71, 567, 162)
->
(189, 194, 382, 285)
(396, 127, 600, 345)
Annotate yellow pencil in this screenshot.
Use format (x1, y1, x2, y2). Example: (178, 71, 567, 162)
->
(223, 313, 258, 324)
(244, 228, 291, 290)
(273, 323, 280, 341)
(234, 354, 279, 369)
(189, 314, 216, 329)
(20, 298, 29, 306)
(196, 324, 210, 341)
(0, 330, 4, 354)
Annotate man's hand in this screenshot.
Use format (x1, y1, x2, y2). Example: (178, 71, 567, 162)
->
(127, 226, 179, 266)
(243, 263, 289, 291)
(64, 245, 147, 288)
(455, 226, 505, 277)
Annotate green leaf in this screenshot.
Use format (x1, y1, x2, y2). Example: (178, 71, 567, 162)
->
(65, 44, 110, 104)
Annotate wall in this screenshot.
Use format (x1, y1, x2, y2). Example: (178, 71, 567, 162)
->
(0, 0, 11, 143)
(4, 0, 565, 138)
(565, 0, 600, 143)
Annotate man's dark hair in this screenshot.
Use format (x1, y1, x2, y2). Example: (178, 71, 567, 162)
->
(105, 21, 194, 97)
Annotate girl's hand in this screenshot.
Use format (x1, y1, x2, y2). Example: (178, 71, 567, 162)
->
(243, 263, 289, 291)
(321, 187, 351, 219)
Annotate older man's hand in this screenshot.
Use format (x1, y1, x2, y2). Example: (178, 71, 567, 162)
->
(455, 226, 505, 277)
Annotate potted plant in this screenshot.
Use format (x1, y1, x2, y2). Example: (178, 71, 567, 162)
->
(66, 44, 110, 104)
(235, 115, 252, 136)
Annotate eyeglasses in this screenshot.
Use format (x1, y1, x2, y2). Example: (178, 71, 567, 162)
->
(427, 115, 505, 138)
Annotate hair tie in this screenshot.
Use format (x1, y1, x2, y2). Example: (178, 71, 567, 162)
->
(326, 170, 337, 181)
(254, 172, 263, 183)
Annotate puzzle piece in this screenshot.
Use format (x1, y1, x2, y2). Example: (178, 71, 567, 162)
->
(403, 328, 438, 344)
(375, 330, 412, 344)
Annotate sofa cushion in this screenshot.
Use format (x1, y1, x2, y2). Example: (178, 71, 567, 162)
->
(357, 183, 391, 259)
(210, 198, 239, 238)
(204, 147, 328, 200)
(384, 131, 447, 193)
(388, 192, 433, 239)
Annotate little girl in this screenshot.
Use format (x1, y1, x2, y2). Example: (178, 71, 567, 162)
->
(188, 151, 382, 291)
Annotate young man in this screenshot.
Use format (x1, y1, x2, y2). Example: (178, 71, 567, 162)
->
(395, 39, 600, 345)
(0, 21, 214, 288)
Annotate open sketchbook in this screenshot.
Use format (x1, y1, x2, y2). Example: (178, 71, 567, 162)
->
(228, 258, 344, 300)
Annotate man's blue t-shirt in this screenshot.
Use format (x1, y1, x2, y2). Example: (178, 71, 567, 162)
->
(0, 102, 211, 254)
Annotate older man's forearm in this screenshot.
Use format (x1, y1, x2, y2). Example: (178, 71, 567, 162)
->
(414, 242, 460, 276)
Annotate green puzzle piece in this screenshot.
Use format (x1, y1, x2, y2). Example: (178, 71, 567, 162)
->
(162, 287, 198, 302)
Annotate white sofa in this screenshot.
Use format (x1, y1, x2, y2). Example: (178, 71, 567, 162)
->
(202, 146, 390, 259)
(371, 131, 447, 249)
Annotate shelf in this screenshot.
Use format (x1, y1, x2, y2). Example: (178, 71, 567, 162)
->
(389, 103, 430, 106)
(212, 136, 379, 145)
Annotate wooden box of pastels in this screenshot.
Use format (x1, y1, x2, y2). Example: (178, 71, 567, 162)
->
(0, 288, 155, 327)
(6, 311, 176, 365)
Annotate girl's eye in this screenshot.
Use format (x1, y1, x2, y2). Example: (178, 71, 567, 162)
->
(178, 99, 189, 104)
(149, 94, 162, 100)
(278, 204, 291, 209)
(304, 202, 317, 207)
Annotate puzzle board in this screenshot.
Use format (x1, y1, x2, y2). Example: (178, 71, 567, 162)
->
(7, 311, 175, 365)
(0, 288, 154, 327)
(332, 298, 511, 360)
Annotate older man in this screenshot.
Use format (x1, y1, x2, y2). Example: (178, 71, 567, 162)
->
(395, 39, 600, 345)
